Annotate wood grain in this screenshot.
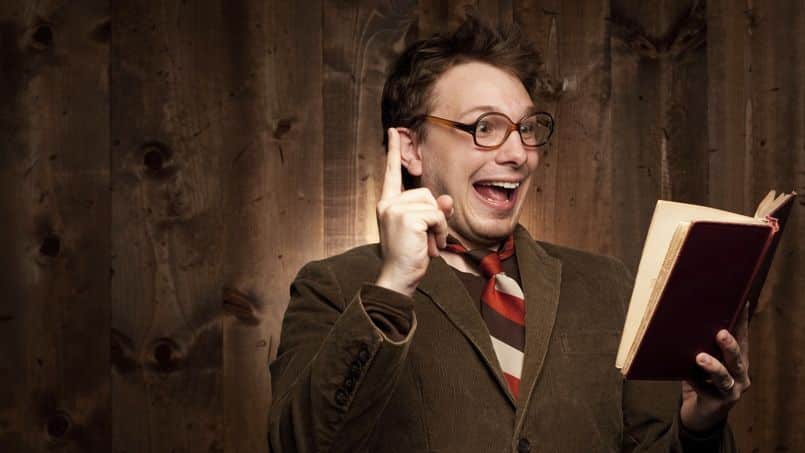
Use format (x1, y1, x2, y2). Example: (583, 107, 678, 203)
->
(610, 0, 708, 267)
(322, 0, 419, 256)
(514, 0, 562, 245)
(111, 2, 224, 451)
(706, 1, 756, 446)
(609, 0, 663, 270)
(418, 0, 448, 37)
(736, 2, 805, 450)
(219, 2, 324, 453)
(542, 0, 615, 255)
(0, 1, 111, 451)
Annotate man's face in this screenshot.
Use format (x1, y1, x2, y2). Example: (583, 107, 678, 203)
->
(412, 61, 540, 250)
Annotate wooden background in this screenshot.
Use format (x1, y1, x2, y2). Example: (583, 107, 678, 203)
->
(1, 0, 803, 451)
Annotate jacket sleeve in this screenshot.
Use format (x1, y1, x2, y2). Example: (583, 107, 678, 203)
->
(621, 380, 737, 452)
(613, 260, 738, 453)
(268, 259, 416, 453)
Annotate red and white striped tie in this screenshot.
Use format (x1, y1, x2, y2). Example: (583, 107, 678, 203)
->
(446, 236, 525, 399)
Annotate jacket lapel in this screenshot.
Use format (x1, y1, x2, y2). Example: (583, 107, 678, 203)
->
(416, 225, 563, 411)
(512, 225, 562, 422)
(417, 256, 517, 407)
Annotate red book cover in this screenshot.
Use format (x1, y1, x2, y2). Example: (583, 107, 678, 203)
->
(625, 221, 774, 380)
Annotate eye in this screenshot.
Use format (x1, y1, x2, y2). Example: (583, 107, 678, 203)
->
(476, 120, 493, 135)
(519, 122, 535, 134)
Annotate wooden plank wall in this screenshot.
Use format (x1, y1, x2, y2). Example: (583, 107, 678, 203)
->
(707, 1, 805, 449)
(1, 1, 802, 452)
(0, 1, 111, 451)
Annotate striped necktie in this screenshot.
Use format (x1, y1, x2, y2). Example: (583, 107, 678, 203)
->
(446, 235, 525, 399)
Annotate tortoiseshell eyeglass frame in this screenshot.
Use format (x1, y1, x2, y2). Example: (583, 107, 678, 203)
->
(421, 111, 554, 150)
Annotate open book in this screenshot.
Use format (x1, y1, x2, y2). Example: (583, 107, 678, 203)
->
(616, 190, 796, 380)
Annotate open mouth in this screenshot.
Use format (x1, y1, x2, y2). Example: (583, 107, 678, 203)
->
(472, 181, 520, 205)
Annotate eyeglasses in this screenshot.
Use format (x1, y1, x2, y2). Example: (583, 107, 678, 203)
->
(422, 111, 554, 150)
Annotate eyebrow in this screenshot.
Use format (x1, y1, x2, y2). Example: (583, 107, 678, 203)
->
(457, 105, 496, 118)
(523, 105, 539, 116)
(458, 104, 539, 121)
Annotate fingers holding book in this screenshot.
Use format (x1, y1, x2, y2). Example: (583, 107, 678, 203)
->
(694, 334, 747, 400)
(709, 302, 751, 396)
(679, 304, 752, 432)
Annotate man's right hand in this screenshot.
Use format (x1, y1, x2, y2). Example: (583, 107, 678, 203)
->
(375, 128, 453, 297)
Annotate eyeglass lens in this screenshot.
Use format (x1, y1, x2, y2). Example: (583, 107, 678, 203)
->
(475, 113, 552, 147)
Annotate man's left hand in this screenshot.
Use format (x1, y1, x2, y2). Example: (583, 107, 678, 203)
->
(679, 303, 751, 433)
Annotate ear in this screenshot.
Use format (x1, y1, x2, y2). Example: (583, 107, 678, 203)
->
(395, 127, 423, 177)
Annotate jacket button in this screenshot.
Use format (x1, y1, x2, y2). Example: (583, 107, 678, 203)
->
(350, 361, 362, 375)
(343, 376, 356, 392)
(517, 438, 530, 452)
(335, 389, 348, 406)
(357, 346, 370, 364)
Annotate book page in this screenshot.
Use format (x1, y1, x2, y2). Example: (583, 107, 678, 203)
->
(753, 190, 777, 218)
(615, 200, 765, 368)
(755, 190, 797, 218)
(623, 222, 690, 373)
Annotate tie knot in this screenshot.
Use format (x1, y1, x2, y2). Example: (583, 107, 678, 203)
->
(477, 251, 502, 278)
(445, 235, 515, 278)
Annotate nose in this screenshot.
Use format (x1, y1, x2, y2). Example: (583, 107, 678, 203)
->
(493, 130, 529, 168)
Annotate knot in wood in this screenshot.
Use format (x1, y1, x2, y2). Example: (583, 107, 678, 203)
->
(39, 234, 61, 257)
(140, 142, 174, 178)
(272, 117, 298, 140)
(222, 287, 260, 325)
(31, 24, 53, 50)
(46, 411, 71, 438)
(150, 337, 181, 373)
(143, 148, 165, 172)
(91, 19, 111, 43)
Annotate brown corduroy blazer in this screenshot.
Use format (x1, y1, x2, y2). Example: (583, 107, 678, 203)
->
(268, 225, 735, 452)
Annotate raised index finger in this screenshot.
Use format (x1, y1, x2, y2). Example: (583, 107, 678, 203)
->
(381, 128, 403, 200)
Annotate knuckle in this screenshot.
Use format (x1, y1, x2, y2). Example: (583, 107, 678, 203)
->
(413, 188, 436, 203)
(396, 209, 414, 222)
(385, 203, 401, 215)
(380, 205, 402, 222)
(403, 215, 424, 230)
(728, 342, 741, 354)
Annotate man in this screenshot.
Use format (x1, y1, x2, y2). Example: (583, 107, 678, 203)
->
(269, 16, 748, 452)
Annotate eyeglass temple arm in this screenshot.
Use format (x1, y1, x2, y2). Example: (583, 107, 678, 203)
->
(426, 116, 476, 134)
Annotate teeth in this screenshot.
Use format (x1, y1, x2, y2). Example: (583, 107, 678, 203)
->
(481, 181, 520, 189)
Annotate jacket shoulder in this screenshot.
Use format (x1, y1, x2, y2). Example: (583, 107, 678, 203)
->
(536, 240, 634, 299)
(537, 241, 629, 275)
(302, 243, 382, 276)
(293, 243, 383, 306)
